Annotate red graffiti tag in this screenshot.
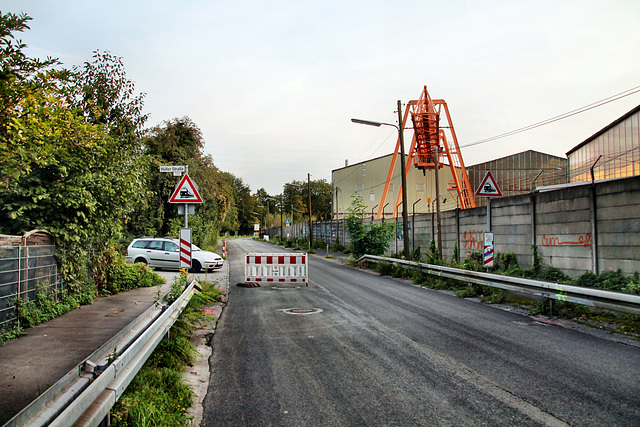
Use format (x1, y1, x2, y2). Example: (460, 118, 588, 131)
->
(541, 234, 592, 247)
(463, 230, 484, 251)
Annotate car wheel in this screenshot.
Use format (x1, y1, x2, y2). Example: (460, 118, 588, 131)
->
(190, 260, 202, 273)
(134, 257, 148, 265)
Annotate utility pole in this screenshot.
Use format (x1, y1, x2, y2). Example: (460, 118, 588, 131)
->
(435, 142, 442, 258)
(397, 100, 410, 258)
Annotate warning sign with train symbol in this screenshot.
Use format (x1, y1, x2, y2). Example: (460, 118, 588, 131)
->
(169, 174, 203, 203)
(475, 171, 503, 197)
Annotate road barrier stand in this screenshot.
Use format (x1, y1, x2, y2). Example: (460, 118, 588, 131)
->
(245, 253, 308, 286)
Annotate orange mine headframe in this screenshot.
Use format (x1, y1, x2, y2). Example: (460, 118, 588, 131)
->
(377, 85, 476, 219)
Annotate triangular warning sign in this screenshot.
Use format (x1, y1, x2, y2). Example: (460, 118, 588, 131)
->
(169, 174, 203, 203)
(475, 171, 503, 197)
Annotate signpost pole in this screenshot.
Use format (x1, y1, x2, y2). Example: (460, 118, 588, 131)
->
(183, 167, 188, 228)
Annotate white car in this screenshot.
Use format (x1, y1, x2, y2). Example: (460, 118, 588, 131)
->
(126, 237, 224, 272)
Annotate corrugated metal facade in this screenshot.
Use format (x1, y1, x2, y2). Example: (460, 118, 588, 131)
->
(567, 105, 640, 183)
(468, 150, 568, 207)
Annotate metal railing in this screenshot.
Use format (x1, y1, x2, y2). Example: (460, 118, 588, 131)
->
(357, 255, 640, 316)
(4, 279, 198, 427)
(0, 245, 63, 329)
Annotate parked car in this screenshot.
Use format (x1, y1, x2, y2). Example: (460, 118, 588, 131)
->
(125, 237, 223, 273)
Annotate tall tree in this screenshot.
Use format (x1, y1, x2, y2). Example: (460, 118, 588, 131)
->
(222, 172, 256, 235)
(0, 13, 148, 290)
(282, 178, 332, 221)
(128, 117, 232, 248)
(0, 11, 62, 184)
(66, 50, 147, 146)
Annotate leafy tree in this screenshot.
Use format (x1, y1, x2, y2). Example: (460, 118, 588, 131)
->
(0, 13, 148, 292)
(290, 194, 306, 221)
(345, 195, 393, 258)
(282, 178, 331, 221)
(254, 188, 277, 231)
(0, 11, 62, 184)
(128, 117, 232, 249)
(66, 50, 147, 145)
(310, 178, 332, 220)
(222, 172, 256, 235)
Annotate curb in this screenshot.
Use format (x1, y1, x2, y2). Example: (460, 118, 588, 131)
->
(182, 263, 229, 427)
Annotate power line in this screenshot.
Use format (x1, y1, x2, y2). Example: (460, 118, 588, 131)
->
(460, 86, 640, 148)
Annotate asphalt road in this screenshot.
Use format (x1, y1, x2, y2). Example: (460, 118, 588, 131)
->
(202, 238, 640, 426)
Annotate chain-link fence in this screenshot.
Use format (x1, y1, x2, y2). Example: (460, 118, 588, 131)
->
(0, 245, 63, 330)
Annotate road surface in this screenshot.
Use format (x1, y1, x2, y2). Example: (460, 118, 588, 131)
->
(202, 238, 640, 426)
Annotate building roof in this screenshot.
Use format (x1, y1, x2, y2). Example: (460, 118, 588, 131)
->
(468, 149, 566, 167)
(566, 104, 640, 156)
(331, 152, 406, 173)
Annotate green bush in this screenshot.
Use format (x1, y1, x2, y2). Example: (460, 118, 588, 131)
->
(576, 269, 638, 292)
(329, 240, 346, 252)
(375, 259, 394, 276)
(345, 195, 394, 258)
(312, 239, 326, 250)
(13, 283, 94, 329)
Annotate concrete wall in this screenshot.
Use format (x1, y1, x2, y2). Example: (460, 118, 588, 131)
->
(270, 175, 640, 278)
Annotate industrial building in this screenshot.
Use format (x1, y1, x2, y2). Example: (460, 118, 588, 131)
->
(467, 150, 568, 207)
(332, 154, 459, 220)
(567, 104, 640, 183)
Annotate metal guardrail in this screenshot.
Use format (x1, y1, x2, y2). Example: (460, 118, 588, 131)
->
(4, 280, 198, 427)
(357, 255, 640, 316)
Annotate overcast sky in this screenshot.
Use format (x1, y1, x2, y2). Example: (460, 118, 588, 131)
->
(5, 0, 640, 194)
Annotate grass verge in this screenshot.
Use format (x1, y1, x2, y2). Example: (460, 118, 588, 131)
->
(110, 274, 223, 426)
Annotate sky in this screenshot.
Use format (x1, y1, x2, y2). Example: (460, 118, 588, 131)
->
(4, 0, 640, 195)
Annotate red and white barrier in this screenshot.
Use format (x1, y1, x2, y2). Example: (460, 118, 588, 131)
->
(245, 253, 308, 285)
(179, 228, 192, 269)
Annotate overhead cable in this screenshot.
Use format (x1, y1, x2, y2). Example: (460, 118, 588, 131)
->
(460, 85, 640, 148)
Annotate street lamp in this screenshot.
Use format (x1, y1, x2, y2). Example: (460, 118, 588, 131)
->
(351, 99, 410, 258)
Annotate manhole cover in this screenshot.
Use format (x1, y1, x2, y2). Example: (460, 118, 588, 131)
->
(280, 308, 324, 315)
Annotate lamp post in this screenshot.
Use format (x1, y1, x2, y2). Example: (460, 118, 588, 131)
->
(351, 100, 410, 258)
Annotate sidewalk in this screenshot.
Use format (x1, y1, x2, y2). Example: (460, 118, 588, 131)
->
(0, 266, 227, 426)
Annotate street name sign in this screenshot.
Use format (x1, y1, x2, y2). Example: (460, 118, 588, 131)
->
(159, 165, 186, 176)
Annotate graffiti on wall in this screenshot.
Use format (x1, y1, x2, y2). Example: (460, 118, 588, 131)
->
(611, 222, 640, 246)
(462, 230, 484, 251)
(541, 234, 592, 247)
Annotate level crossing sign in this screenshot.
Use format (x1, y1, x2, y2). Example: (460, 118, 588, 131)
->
(169, 174, 203, 203)
(475, 171, 503, 197)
